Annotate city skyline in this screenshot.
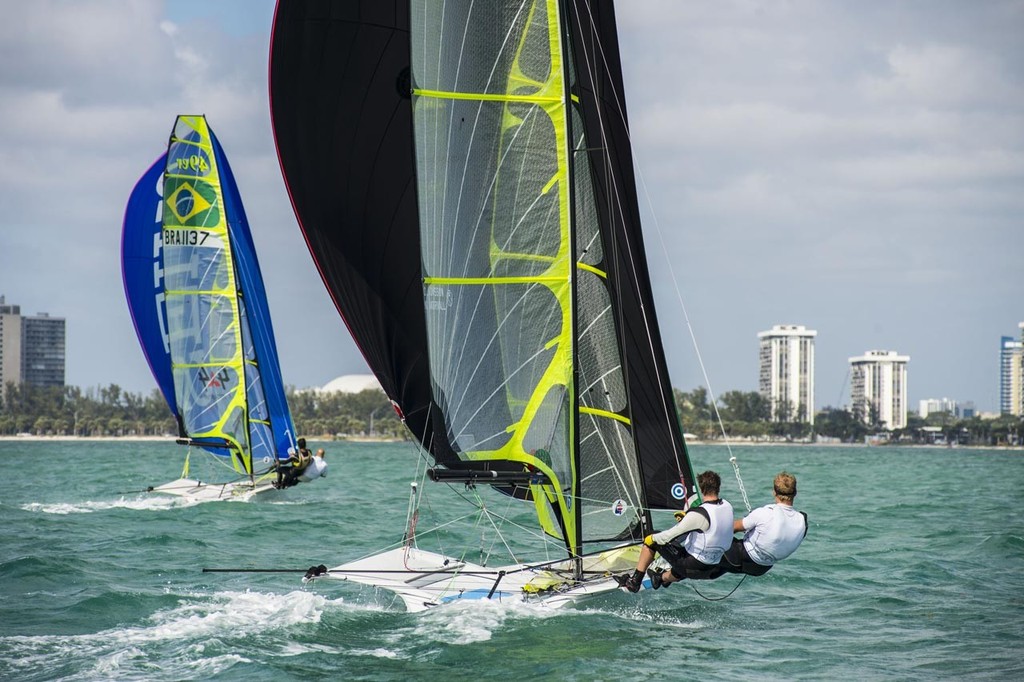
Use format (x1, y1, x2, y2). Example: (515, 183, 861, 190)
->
(1, 1, 1021, 413)
(4, 286, 1014, 418)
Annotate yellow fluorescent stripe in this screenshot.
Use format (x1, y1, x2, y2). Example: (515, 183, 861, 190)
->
(541, 174, 558, 194)
(173, 362, 235, 369)
(580, 406, 632, 426)
(164, 290, 233, 297)
(414, 88, 561, 104)
(577, 262, 606, 278)
(424, 275, 565, 285)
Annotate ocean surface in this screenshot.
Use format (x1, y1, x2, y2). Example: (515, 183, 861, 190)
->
(1, 439, 1022, 681)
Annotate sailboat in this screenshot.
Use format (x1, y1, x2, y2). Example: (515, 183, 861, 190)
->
(122, 115, 297, 502)
(269, 1, 698, 609)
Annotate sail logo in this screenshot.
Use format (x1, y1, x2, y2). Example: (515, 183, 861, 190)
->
(198, 366, 230, 390)
(670, 483, 686, 500)
(164, 178, 220, 227)
(425, 287, 453, 311)
(611, 499, 627, 516)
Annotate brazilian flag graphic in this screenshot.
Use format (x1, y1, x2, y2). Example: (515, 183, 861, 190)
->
(164, 177, 220, 228)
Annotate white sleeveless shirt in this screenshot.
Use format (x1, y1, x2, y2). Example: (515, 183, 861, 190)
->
(741, 503, 806, 565)
(682, 499, 735, 565)
(298, 456, 328, 482)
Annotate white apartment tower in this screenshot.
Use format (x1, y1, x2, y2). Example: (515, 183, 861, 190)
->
(999, 324, 1024, 416)
(758, 324, 816, 424)
(849, 350, 909, 430)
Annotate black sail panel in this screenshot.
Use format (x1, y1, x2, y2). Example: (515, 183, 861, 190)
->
(269, 1, 459, 466)
(566, 0, 697, 511)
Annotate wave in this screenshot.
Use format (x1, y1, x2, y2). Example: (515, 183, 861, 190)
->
(0, 589, 348, 680)
(20, 496, 203, 514)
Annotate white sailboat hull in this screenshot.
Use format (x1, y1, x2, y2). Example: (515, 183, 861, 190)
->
(149, 477, 277, 502)
(320, 545, 645, 613)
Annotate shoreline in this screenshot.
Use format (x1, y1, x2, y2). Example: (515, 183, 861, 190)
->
(0, 435, 1019, 449)
(0, 434, 406, 443)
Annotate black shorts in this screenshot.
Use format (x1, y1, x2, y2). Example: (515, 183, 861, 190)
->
(655, 542, 716, 580)
(715, 538, 772, 577)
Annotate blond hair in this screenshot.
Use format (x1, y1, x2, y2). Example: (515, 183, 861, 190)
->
(773, 472, 797, 502)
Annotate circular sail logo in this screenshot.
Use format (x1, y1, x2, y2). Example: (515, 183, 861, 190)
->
(611, 499, 627, 516)
(670, 483, 686, 500)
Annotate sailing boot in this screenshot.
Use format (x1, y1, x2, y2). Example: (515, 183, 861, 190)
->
(647, 569, 669, 590)
(614, 570, 643, 593)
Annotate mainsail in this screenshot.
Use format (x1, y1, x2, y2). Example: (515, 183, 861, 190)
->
(123, 115, 296, 494)
(271, 0, 697, 601)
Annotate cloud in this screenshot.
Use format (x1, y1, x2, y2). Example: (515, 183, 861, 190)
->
(1, 0, 1021, 413)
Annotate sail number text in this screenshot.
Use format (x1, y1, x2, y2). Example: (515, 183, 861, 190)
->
(164, 229, 211, 246)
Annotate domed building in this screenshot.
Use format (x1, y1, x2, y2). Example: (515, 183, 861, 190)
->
(319, 374, 383, 394)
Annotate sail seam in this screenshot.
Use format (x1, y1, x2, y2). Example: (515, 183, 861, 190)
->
(414, 88, 561, 104)
(424, 275, 564, 285)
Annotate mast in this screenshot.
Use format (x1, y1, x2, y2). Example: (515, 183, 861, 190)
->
(557, 0, 583, 574)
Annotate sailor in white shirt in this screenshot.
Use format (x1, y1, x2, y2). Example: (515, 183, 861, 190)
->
(714, 471, 807, 577)
(615, 470, 733, 593)
(298, 448, 328, 482)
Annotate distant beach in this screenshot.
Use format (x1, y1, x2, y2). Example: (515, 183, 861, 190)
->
(1, 434, 1017, 449)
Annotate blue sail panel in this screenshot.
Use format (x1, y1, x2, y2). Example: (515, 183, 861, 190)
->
(121, 155, 179, 425)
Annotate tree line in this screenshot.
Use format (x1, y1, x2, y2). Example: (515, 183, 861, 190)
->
(674, 387, 1024, 446)
(0, 383, 406, 440)
(2, 382, 1021, 446)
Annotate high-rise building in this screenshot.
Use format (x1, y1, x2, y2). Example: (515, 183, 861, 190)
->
(1000, 325, 1024, 416)
(849, 350, 909, 430)
(22, 313, 66, 388)
(0, 295, 66, 403)
(758, 324, 816, 424)
(0, 297, 23, 404)
(919, 397, 958, 419)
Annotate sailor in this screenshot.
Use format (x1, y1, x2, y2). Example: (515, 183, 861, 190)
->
(275, 438, 313, 488)
(712, 471, 807, 578)
(297, 448, 328, 483)
(615, 470, 734, 592)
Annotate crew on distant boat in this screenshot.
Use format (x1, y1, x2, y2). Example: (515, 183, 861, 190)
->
(615, 470, 734, 593)
(275, 437, 313, 488)
(297, 448, 328, 483)
(711, 471, 807, 578)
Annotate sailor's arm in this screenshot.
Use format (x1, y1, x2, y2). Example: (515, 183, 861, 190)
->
(652, 508, 710, 545)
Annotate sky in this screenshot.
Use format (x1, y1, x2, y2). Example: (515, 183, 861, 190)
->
(1, 0, 1021, 413)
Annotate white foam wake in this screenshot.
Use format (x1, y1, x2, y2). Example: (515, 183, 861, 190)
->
(1, 589, 348, 680)
(21, 496, 200, 514)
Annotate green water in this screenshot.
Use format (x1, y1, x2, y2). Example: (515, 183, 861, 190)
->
(1, 440, 1022, 681)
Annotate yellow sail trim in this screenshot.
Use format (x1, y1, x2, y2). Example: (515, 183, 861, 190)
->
(414, 88, 560, 105)
(580, 406, 631, 426)
(424, 275, 564, 286)
(426, 260, 604, 280)
(163, 115, 251, 475)
(577, 262, 606, 278)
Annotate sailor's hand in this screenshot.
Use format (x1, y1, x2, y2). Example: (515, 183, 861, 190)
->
(643, 534, 657, 548)
(674, 510, 686, 522)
